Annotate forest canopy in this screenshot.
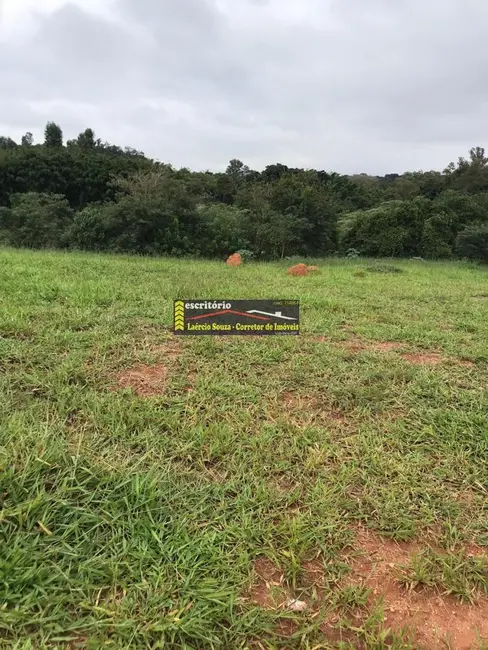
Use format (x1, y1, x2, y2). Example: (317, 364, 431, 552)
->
(1, 123, 488, 261)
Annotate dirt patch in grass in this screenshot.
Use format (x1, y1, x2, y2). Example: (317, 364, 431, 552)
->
(314, 335, 475, 368)
(400, 352, 444, 365)
(279, 391, 347, 426)
(247, 558, 287, 609)
(335, 527, 488, 650)
(113, 338, 187, 397)
(373, 341, 405, 352)
(314, 336, 404, 354)
(117, 363, 168, 397)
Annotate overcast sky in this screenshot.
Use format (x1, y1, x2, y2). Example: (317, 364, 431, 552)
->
(1, 0, 487, 174)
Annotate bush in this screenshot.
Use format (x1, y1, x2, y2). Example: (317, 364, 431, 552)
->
(198, 204, 251, 258)
(366, 264, 404, 274)
(236, 249, 254, 262)
(455, 225, 488, 263)
(3, 192, 73, 248)
(65, 204, 110, 251)
(340, 201, 415, 257)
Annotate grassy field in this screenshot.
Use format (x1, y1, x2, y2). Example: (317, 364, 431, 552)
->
(0, 248, 487, 649)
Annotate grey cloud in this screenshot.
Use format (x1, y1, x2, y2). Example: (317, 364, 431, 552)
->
(1, 0, 488, 173)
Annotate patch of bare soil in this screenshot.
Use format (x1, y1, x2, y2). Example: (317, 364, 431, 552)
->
(373, 341, 405, 352)
(117, 363, 168, 397)
(315, 336, 473, 367)
(247, 558, 288, 610)
(343, 340, 368, 353)
(456, 358, 476, 368)
(280, 392, 347, 426)
(336, 528, 488, 650)
(314, 336, 404, 354)
(113, 338, 188, 397)
(401, 352, 444, 365)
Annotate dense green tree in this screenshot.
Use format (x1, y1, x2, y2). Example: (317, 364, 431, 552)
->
(455, 225, 488, 262)
(0, 146, 151, 208)
(445, 146, 488, 193)
(100, 169, 200, 254)
(65, 204, 109, 251)
(3, 193, 72, 248)
(198, 204, 251, 258)
(0, 136, 18, 150)
(44, 122, 63, 148)
(21, 132, 34, 147)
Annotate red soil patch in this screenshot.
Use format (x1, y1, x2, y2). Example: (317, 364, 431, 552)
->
(456, 359, 476, 368)
(342, 338, 368, 352)
(316, 336, 473, 367)
(335, 528, 488, 650)
(226, 252, 242, 267)
(117, 363, 168, 397)
(287, 263, 309, 276)
(401, 352, 444, 365)
(373, 341, 405, 352)
(247, 558, 287, 609)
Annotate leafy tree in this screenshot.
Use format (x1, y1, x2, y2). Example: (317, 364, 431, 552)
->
(445, 146, 488, 193)
(455, 225, 488, 262)
(269, 172, 337, 255)
(421, 212, 456, 258)
(225, 159, 251, 197)
(340, 200, 426, 257)
(44, 122, 63, 148)
(198, 204, 250, 258)
(386, 176, 420, 200)
(4, 193, 72, 248)
(104, 169, 200, 254)
(65, 204, 110, 251)
(0, 136, 18, 150)
(67, 128, 98, 151)
(21, 132, 34, 147)
(236, 183, 308, 258)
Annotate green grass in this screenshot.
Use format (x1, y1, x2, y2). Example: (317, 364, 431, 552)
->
(0, 248, 487, 648)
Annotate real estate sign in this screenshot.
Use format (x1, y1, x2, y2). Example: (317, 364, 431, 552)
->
(174, 300, 300, 335)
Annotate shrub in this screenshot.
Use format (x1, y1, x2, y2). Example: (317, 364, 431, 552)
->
(3, 192, 73, 249)
(366, 264, 404, 274)
(236, 249, 254, 262)
(455, 225, 488, 263)
(198, 204, 251, 258)
(65, 204, 110, 251)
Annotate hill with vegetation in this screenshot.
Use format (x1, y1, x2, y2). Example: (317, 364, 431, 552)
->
(1, 123, 488, 261)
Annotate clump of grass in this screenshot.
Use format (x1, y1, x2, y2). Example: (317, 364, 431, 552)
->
(397, 549, 488, 602)
(365, 264, 404, 274)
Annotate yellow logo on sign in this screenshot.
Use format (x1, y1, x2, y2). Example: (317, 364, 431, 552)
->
(174, 301, 185, 331)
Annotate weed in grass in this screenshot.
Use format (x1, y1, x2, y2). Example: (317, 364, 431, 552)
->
(398, 548, 488, 602)
(365, 265, 404, 274)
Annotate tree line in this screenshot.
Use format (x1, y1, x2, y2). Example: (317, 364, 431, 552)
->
(0, 122, 487, 261)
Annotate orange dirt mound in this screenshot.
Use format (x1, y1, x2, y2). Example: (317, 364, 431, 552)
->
(226, 253, 242, 267)
(287, 263, 309, 276)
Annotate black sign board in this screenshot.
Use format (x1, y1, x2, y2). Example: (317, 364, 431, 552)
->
(174, 300, 300, 335)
